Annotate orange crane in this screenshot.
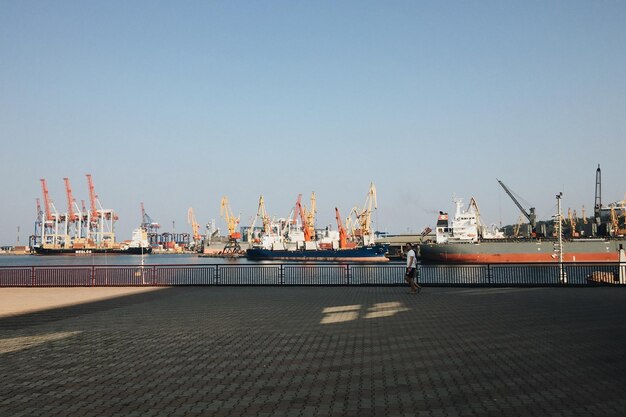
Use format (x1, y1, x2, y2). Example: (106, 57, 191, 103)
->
(86, 174, 99, 222)
(335, 207, 347, 249)
(39, 178, 53, 222)
(293, 194, 312, 241)
(63, 178, 77, 223)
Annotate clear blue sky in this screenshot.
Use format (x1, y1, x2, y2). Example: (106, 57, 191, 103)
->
(1, 1, 625, 245)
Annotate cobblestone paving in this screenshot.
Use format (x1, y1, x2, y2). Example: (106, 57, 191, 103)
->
(1, 286, 626, 416)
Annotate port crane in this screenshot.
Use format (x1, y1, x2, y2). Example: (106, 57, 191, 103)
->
(64, 177, 86, 242)
(497, 179, 538, 236)
(85, 174, 117, 245)
(140, 202, 160, 234)
(303, 192, 316, 241)
(350, 183, 377, 245)
(247, 195, 272, 244)
(220, 196, 241, 254)
(39, 178, 63, 247)
(187, 207, 202, 247)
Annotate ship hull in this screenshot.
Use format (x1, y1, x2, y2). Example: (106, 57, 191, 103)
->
(246, 244, 389, 262)
(420, 239, 625, 264)
(33, 246, 152, 255)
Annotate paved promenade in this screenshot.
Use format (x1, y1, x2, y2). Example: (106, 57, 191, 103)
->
(1, 286, 626, 416)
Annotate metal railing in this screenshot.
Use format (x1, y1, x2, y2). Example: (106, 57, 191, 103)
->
(1, 262, 625, 287)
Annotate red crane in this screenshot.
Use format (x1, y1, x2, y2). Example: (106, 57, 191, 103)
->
(39, 178, 53, 221)
(63, 177, 76, 222)
(85, 174, 99, 221)
(335, 207, 347, 249)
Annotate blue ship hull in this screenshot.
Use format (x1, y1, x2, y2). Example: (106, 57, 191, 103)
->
(246, 244, 389, 262)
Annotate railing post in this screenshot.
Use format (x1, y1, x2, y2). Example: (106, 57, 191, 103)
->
(280, 264, 284, 285)
(31, 266, 35, 287)
(346, 264, 351, 285)
(152, 265, 157, 285)
(487, 264, 491, 285)
(91, 266, 95, 287)
(215, 265, 220, 285)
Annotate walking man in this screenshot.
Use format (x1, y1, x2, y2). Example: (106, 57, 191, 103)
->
(405, 243, 421, 294)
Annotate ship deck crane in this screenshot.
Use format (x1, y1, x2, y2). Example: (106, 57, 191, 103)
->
(293, 194, 312, 241)
(335, 207, 347, 249)
(497, 179, 537, 236)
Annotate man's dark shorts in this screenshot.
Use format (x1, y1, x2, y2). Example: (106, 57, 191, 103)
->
(405, 268, 417, 281)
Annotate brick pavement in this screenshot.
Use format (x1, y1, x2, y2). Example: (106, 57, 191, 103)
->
(1, 286, 626, 416)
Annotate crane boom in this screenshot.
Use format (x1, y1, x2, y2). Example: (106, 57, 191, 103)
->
(497, 179, 536, 227)
(188, 207, 200, 241)
(335, 207, 347, 249)
(86, 174, 99, 220)
(39, 179, 53, 221)
(63, 177, 76, 222)
(220, 196, 241, 239)
(293, 194, 312, 241)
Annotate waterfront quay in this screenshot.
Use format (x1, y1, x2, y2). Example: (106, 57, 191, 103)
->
(1, 286, 626, 416)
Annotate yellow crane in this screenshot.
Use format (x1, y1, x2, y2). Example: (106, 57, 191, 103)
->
(302, 192, 316, 240)
(220, 196, 242, 254)
(247, 195, 272, 243)
(187, 207, 201, 243)
(351, 183, 377, 244)
(220, 196, 241, 239)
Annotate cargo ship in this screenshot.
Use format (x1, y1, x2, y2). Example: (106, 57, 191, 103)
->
(246, 243, 389, 262)
(246, 199, 389, 262)
(33, 228, 152, 256)
(420, 238, 624, 263)
(420, 197, 625, 263)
